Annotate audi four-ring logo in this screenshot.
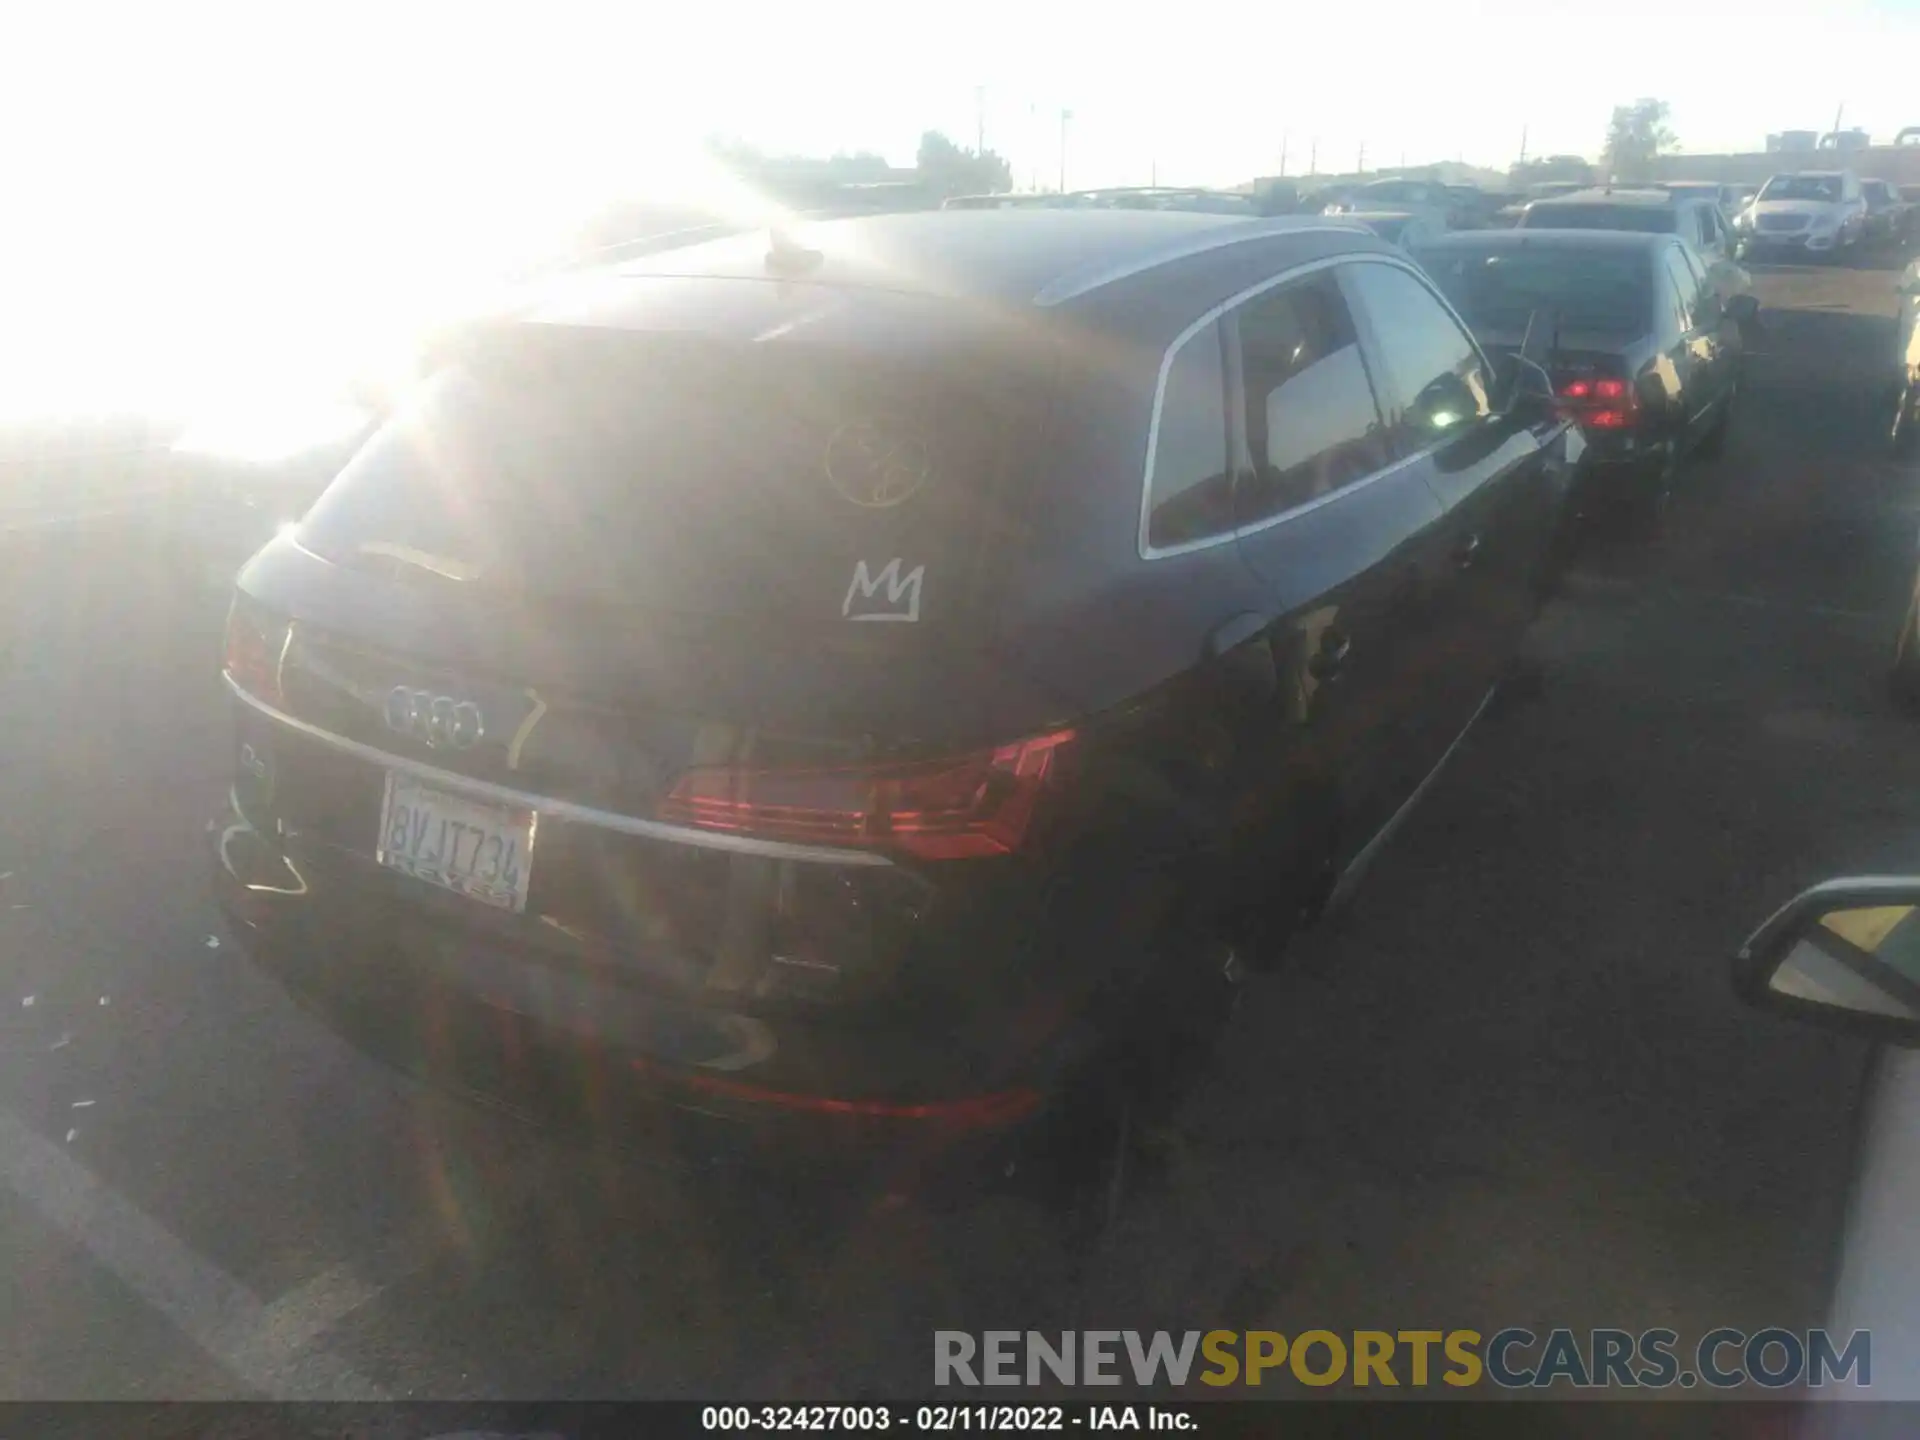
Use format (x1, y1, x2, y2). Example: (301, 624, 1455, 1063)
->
(384, 687, 485, 750)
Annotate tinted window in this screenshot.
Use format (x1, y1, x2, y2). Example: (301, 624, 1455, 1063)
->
(1692, 206, 1717, 246)
(1523, 203, 1679, 235)
(1677, 244, 1722, 322)
(1419, 245, 1654, 336)
(1231, 272, 1389, 523)
(299, 328, 1020, 623)
(1342, 261, 1492, 447)
(1145, 322, 1233, 549)
(1661, 248, 1699, 330)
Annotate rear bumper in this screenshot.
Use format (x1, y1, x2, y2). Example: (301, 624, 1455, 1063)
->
(209, 790, 1077, 1183)
(1565, 437, 1668, 515)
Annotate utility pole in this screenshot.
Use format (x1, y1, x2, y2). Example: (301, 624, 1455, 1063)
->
(1029, 102, 1039, 191)
(1518, 125, 1529, 167)
(1279, 133, 1288, 177)
(975, 86, 986, 154)
(1059, 109, 1072, 192)
(1357, 140, 1366, 174)
(1151, 157, 1158, 187)
(1832, 101, 1846, 142)
(1309, 136, 1318, 176)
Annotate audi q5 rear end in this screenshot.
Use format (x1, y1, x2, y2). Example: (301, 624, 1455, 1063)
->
(212, 209, 1570, 1192)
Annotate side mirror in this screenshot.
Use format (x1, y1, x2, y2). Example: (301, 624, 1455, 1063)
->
(1734, 878, 1920, 1045)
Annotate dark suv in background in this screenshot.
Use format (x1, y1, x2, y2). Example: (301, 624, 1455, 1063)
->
(212, 210, 1583, 1198)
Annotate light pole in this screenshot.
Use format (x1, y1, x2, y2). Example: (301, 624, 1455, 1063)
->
(975, 86, 986, 154)
(1059, 108, 1073, 192)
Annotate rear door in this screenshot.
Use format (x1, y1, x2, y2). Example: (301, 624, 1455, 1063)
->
(1221, 263, 1458, 860)
(1658, 244, 1715, 441)
(1676, 242, 1739, 414)
(1339, 256, 1561, 743)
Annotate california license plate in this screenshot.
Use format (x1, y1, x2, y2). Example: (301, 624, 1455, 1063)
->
(377, 773, 536, 912)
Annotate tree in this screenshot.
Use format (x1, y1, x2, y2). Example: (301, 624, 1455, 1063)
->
(1602, 99, 1677, 182)
(915, 130, 1013, 198)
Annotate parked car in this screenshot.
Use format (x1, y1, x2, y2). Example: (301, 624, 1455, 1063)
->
(1414, 229, 1752, 533)
(1440, 184, 1505, 229)
(211, 210, 1583, 1202)
(1339, 210, 1447, 249)
(1735, 171, 1868, 261)
(1656, 180, 1747, 218)
(1517, 188, 1751, 307)
(1520, 187, 1741, 262)
(1301, 183, 1361, 216)
(1322, 178, 1452, 231)
(1498, 180, 1588, 225)
(1860, 179, 1905, 244)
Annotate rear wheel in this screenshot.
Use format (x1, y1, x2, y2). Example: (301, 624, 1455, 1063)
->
(1009, 919, 1244, 1247)
(1631, 442, 1679, 540)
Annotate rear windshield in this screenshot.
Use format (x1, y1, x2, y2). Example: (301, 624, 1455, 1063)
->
(1522, 203, 1677, 234)
(297, 329, 1023, 626)
(1417, 248, 1653, 335)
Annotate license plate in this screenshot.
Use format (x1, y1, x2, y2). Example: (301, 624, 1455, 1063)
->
(377, 773, 536, 912)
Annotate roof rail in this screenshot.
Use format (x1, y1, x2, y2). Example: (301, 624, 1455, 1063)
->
(1032, 217, 1366, 308)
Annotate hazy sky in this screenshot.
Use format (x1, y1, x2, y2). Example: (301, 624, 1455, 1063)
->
(1, 0, 1915, 410)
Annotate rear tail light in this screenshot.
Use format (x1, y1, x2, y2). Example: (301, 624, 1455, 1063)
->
(659, 729, 1077, 860)
(1557, 373, 1637, 431)
(223, 601, 284, 705)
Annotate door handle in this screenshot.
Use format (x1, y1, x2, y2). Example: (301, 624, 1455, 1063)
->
(1307, 628, 1351, 681)
(1453, 534, 1483, 569)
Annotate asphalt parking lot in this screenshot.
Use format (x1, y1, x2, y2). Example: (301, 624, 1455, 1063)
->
(2, 250, 1919, 1407)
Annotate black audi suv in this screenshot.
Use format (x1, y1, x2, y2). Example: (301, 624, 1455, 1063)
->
(212, 209, 1583, 1193)
(1414, 229, 1748, 533)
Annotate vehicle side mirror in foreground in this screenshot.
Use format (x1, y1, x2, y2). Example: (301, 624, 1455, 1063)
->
(1734, 878, 1920, 1044)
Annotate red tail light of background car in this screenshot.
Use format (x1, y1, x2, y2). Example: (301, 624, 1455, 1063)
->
(1557, 374, 1637, 431)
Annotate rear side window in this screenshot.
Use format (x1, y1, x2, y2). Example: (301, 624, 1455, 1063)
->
(1341, 261, 1491, 449)
(298, 328, 1021, 626)
(1693, 207, 1717, 246)
(1230, 271, 1390, 524)
(1661, 248, 1700, 331)
(1144, 322, 1232, 550)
